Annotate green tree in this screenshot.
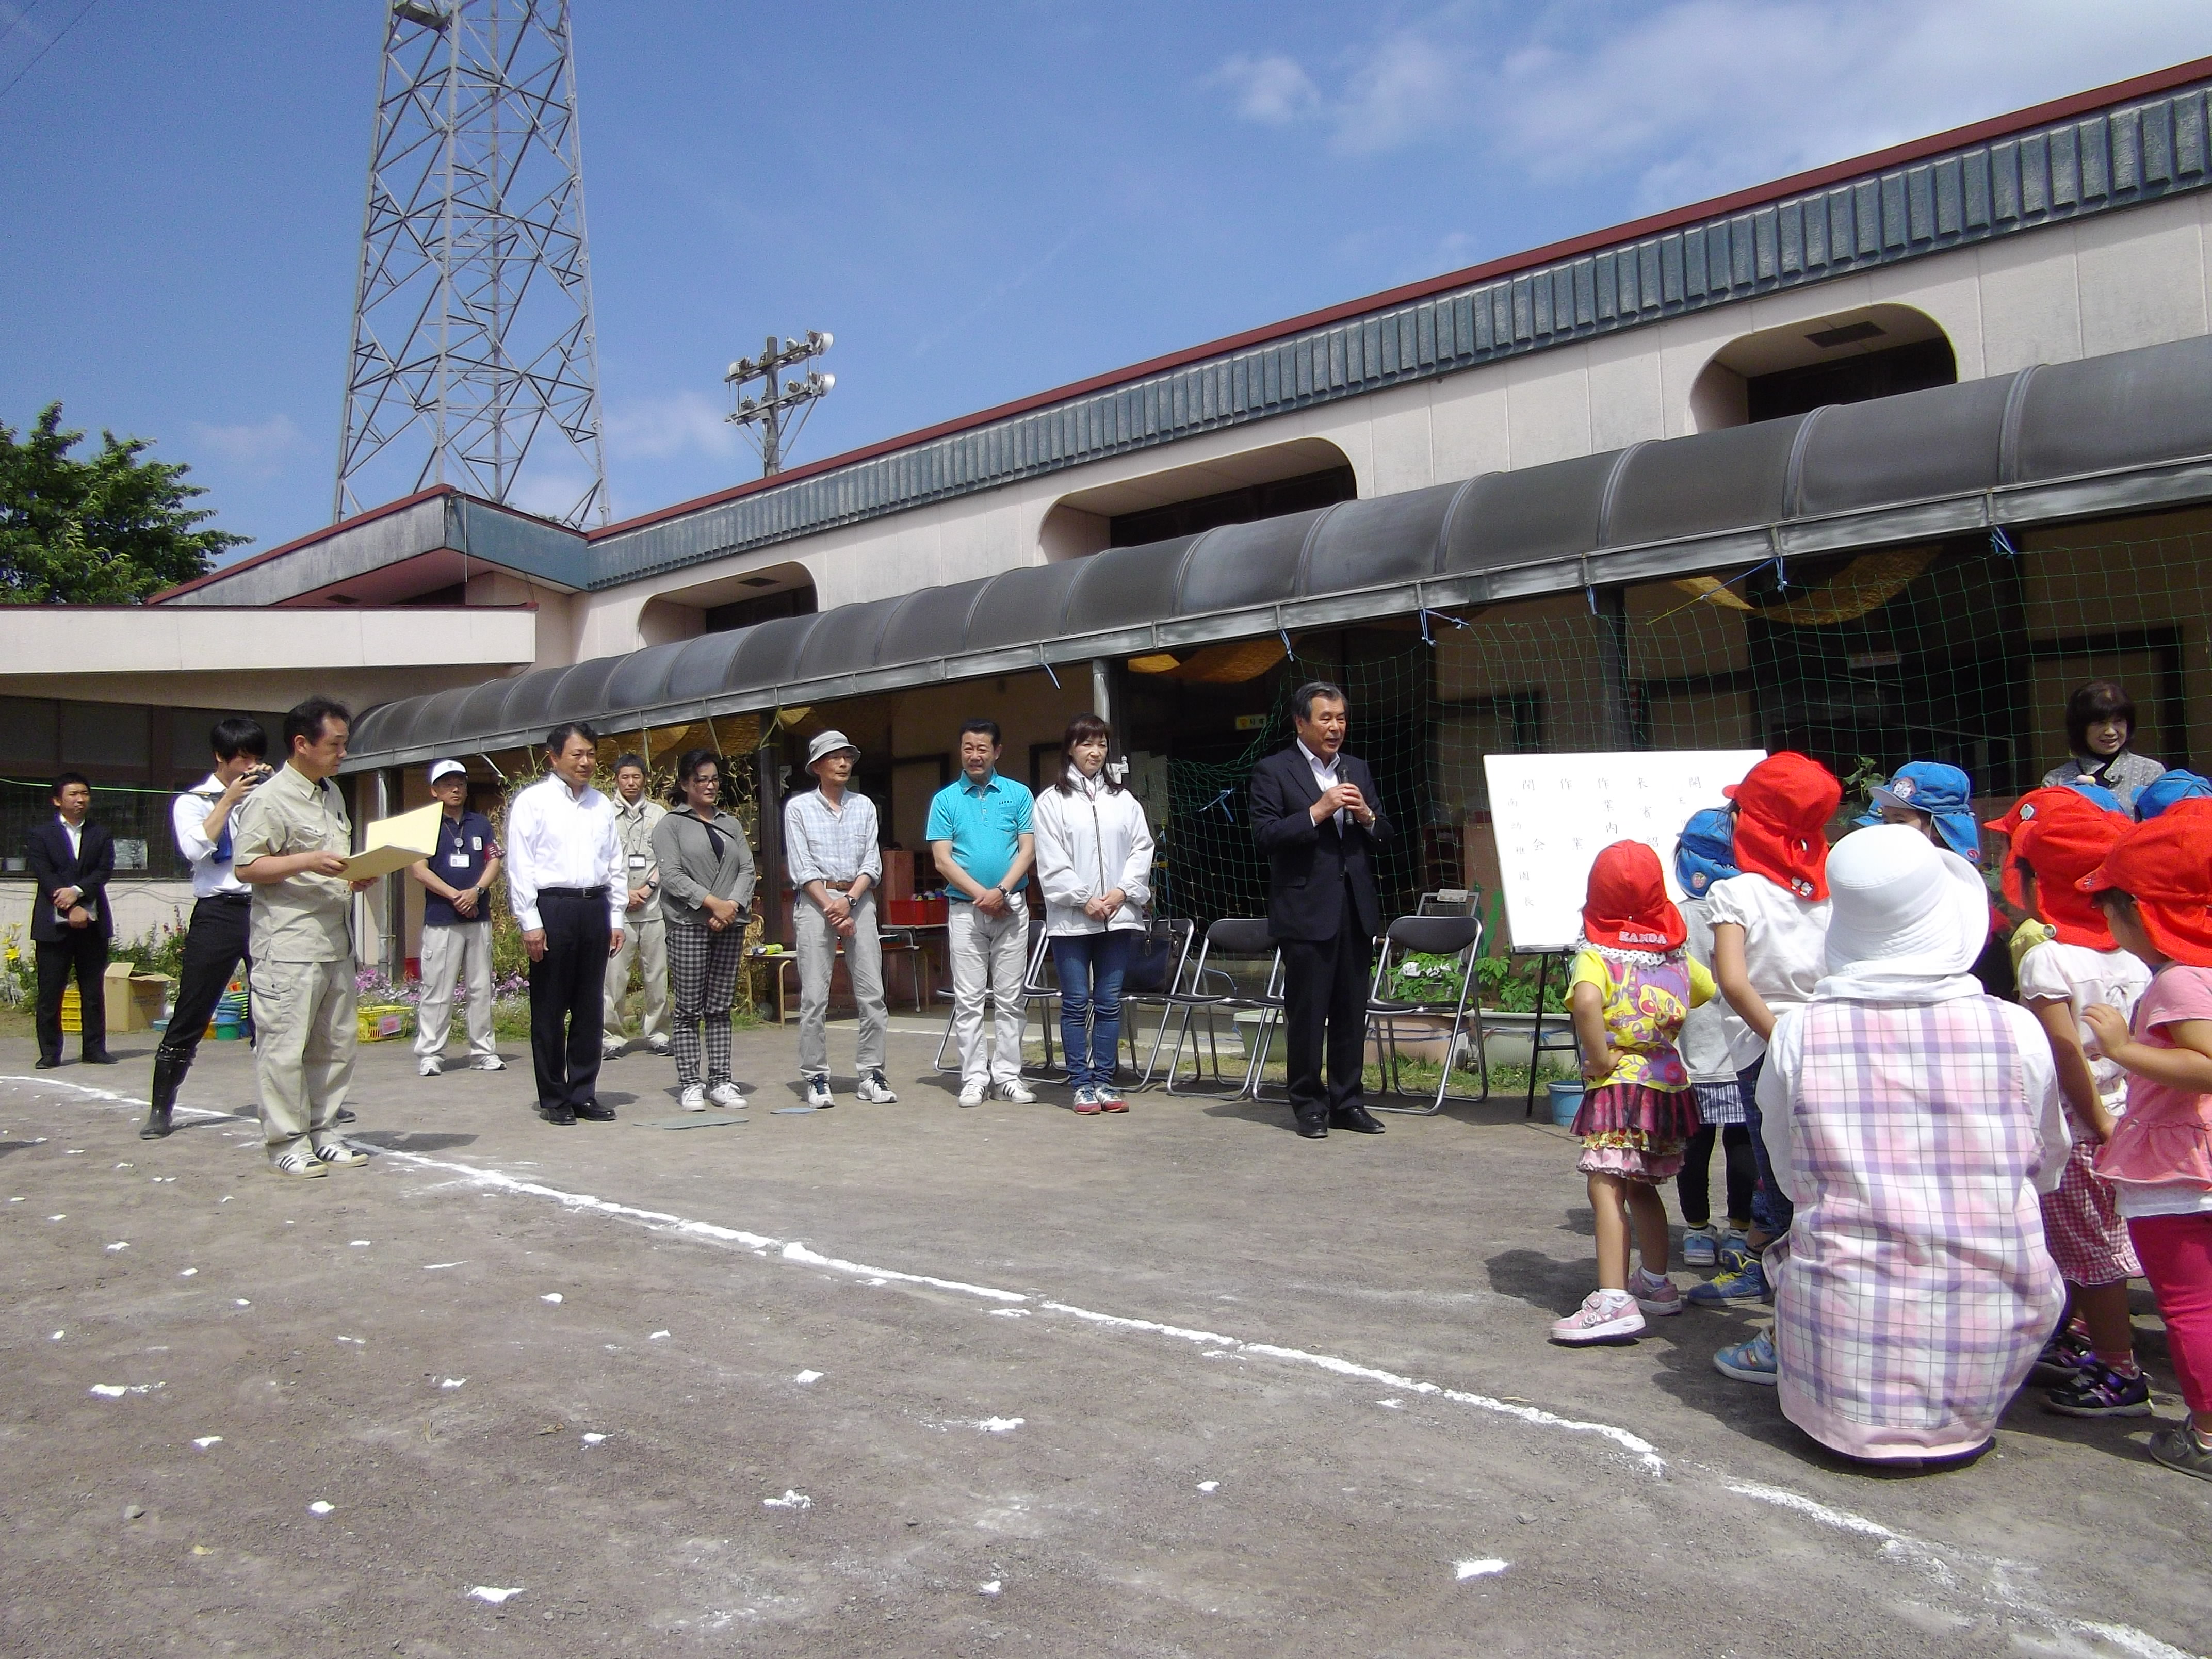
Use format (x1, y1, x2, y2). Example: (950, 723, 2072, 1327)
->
(0, 403, 250, 603)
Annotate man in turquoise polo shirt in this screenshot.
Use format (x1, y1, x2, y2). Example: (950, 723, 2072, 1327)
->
(928, 719, 1037, 1107)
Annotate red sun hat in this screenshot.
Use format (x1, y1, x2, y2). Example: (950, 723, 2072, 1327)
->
(1983, 787, 2133, 949)
(1722, 753, 1842, 901)
(1582, 840, 1688, 954)
(2079, 808, 2212, 967)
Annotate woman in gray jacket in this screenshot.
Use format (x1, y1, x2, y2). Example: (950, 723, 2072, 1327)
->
(652, 749, 757, 1111)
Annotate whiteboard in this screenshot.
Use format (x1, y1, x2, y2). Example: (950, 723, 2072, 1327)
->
(1483, 750, 1767, 953)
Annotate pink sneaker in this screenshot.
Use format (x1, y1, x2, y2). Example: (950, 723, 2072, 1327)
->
(1631, 1268, 1683, 1316)
(1550, 1289, 1645, 1345)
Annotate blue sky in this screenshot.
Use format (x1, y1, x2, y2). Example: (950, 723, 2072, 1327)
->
(3, 1, 2209, 556)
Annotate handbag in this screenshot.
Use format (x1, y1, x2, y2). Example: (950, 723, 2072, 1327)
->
(1122, 920, 1175, 995)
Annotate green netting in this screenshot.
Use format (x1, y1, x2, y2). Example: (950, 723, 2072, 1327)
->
(1147, 524, 2211, 950)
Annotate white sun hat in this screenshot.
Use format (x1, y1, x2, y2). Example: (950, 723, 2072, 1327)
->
(1823, 823, 1988, 981)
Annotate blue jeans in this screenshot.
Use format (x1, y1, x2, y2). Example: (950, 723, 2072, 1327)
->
(1052, 930, 1134, 1090)
(1738, 1055, 1794, 1237)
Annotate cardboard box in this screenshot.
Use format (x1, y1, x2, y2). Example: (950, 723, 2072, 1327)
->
(63, 965, 170, 1033)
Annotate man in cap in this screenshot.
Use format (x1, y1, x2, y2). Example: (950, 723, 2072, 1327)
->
(785, 730, 897, 1109)
(603, 754, 671, 1059)
(408, 759, 505, 1077)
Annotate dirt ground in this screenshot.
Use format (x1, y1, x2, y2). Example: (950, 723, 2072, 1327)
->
(3, 1016, 2206, 1658)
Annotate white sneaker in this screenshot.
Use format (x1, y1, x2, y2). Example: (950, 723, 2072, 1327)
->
(994, 1078, 1037, 1104)
(268, 1148, 327, 1179)
(803, 1074, 834, 1110)
(311, 1136, 368, 1168)
(855, 1070, 898, 1104)
(707, 1080, 746, 1110)
(647, 1037, 672, 1057)
(472, 1054, 506, 1072)
(417, 1056, 442, 1078)
(957, 1079, 987, 1108)
(601, 1038, 624, 1059)
(679, 1084, 706, 1112)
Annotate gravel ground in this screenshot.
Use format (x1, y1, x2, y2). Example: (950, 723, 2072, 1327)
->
(2, 1019, 2205, 1658)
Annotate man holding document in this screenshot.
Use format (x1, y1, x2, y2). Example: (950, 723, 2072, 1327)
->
(232, 696, 381, 1178)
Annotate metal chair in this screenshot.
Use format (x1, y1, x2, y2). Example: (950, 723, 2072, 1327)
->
(1017, 927, 1068, 1081)
(876, 925, 929, 1013)
(1160, 918, 1285, 1099)
(1113, 917, 1195, 1090)
(1364, 914, 1489, 1115)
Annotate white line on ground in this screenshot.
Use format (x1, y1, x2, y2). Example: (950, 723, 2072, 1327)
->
(6, 1073, 2200, 1659)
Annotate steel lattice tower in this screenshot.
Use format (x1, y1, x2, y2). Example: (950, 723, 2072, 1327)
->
(334, 0, 608, 527)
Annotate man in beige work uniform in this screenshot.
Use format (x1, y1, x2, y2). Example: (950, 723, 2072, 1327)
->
(233, 696, 376, 1178)
(603, 754, 671, 1058)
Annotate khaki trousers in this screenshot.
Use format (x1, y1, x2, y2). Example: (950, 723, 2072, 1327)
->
(604, 913, 669, 1043)
(415, 922, 495, 1062)
(947, 901, 1029, 1085)
(251, 958, 357, 1156)
(795, 891, 888, 1079)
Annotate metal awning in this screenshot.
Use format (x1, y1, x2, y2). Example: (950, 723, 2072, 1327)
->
(341, 332, 2212, 771)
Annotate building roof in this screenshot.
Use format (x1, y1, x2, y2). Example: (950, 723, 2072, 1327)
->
(171, 57, 2212, 612)
(339, 330, 2212, 769)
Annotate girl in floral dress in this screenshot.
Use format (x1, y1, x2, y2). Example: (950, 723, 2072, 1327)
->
(1551, 841, 1715, 1346)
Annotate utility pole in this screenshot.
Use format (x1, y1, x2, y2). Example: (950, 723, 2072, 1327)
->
(726, 332, 834, 477)
(335, 0, 608, 527)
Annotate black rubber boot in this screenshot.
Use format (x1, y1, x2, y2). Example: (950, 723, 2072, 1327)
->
(142, 1047, 187, 1139)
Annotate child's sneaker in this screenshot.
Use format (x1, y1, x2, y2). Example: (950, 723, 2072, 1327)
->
(1681, 1225, 1721, 1267)
(2148, 1421, 2212, 1483)
(1713, 1327, 1779, 1384)
(1549, 1289, 1645, 1346)
(1686, 1245, 1768, 1304)
(1631, 1267, 1683, 1315)
(2044, 1361, 2153, 1418)
(2030, 1328, 2095, 1385)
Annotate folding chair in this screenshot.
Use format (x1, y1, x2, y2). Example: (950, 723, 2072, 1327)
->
(1017, 927, 1068, 1081)
(932, 922, 1046, 1075)
(1364, 914, 1489, 1115)
(1160, 918, 1285, 1099)
(1113, 917, 1195, 1090)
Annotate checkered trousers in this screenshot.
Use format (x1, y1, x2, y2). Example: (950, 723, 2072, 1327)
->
(666, 922, 744, 1087)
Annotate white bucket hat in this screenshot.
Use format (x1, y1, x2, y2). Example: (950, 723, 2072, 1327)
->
(806, 729, 859, 771)
(1823, 823, 1988, 980)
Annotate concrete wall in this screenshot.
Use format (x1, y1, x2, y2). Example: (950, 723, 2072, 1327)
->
(563, 194, 2212, 664)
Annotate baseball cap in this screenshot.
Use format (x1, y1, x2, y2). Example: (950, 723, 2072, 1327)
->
(1581, 840, 1687, 954)
(1983, 786, 2132, 949)
(1722, 752, 1841, 900)
(428, 759, 467, 784)
(2135, 769, 2212, 821)
(2079, 809, 2212, 966)
(1859, 761, 1980, 863)
(1673, 805, 1739, 898)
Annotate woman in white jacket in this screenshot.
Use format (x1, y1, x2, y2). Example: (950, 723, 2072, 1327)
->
(1032, 714, 1154, 1113)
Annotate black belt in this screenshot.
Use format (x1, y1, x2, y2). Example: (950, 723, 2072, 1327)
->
(204, 891, 251, 904)
(539, 886, 608, 899)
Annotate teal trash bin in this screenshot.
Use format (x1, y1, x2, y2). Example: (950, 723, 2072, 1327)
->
(1547, 1080, 1585, 1127)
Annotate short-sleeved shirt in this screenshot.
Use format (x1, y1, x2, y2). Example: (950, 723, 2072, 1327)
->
(422, 809, 501, 928)
(2102, 963, 2212, 1215)
(925, 771, 1032, 899)
(1704, 873, 1833, 1071)
(231, 761, 353, 963)
(2014, 937, 2151, 1129)
(1570, 949, 1716, 1090)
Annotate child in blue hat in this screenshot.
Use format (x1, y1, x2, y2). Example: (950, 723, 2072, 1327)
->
(2135, 769, 2212, 821)
(1860, 762, 1982, 860)
(1672, 807, 1756, 1268)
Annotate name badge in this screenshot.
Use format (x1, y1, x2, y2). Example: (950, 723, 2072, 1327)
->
(448, 853, 472, 869)
(470, 836, 483, 851)
(628, 854, 648, 870)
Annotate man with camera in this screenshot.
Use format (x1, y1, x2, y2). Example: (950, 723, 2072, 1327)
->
(142, 717, 272, 1138)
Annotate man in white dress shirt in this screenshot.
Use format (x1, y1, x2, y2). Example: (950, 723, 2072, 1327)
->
(506, 723, 625, 1126)
(143, 716, 272, 1138)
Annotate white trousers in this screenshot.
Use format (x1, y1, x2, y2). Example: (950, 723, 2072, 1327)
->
(604, 914, 670, 1043)
(415, 922, 495, 1061)
(947, 901, 1029, 1084)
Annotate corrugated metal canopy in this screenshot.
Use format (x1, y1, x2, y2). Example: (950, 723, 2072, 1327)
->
(344, 334, 2212, 770)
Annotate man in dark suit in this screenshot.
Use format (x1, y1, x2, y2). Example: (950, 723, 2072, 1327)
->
(26, 771, 116, 1069)
(1249, 681, 1393, 1139)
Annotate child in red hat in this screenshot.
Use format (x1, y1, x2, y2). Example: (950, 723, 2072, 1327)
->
(1697, 753, 1842, 1305)
(2080, 810, 2212, 1482)
(1987, 787, 2151, 1416)
(1551, 841, 1714, 1346)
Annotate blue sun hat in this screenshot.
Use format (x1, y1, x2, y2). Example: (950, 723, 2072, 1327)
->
(2136, 769, 2212, 820)
(1674, 805, 1741, 898)
(2052, 778, 2127, 814)
(1860, 761, 1981, 863)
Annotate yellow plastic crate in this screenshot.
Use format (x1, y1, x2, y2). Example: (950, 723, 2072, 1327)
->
(357, 1003, 412, 1043)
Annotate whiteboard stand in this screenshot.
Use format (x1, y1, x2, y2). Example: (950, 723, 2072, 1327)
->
(1517, 950, 1582, 1119)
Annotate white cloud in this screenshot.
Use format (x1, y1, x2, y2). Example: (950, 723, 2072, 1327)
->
(1206, 1, 2212, 210)
(1203, 51, 1322, 126)
(187, 414, 304, 480)
(604, 388, 741, 464)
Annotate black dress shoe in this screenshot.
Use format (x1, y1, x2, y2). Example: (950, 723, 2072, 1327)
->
(1329, 1103, 1387, 1134)
(81, 1050, 117, 1065)
(536, 1101, 577, 1126)
(573, 1099, 616, 1122)
(35, 1056, 61, 1070)
(1296, 1120, 1329, 1140)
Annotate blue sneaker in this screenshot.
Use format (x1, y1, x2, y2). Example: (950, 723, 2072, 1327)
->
(1686, 1245, 1769, 1304)
(1681, 1226, 1721, 1267)
(1714, 1328, 1778, 1384)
